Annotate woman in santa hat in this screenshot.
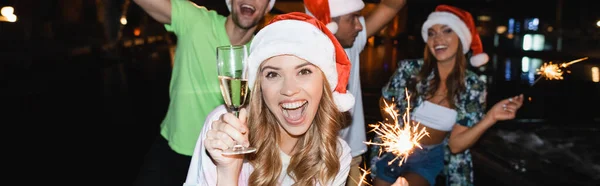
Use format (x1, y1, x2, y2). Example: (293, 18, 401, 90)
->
(371, 5, 524, 186)
(183, 12, 357, 186)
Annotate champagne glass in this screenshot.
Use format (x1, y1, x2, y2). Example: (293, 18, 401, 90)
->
(216, 45, 256, 155)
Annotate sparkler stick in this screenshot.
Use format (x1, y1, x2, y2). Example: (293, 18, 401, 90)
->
(365, 89, 430, 167)
(561, 57, 588, 68)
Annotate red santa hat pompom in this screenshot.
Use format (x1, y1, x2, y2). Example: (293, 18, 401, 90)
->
(303, 0, 365, 34)
(421, 5, 489, 67)
(246, 12, 355, 112)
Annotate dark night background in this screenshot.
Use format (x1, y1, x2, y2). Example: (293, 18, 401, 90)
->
(2, 0, 599, 185)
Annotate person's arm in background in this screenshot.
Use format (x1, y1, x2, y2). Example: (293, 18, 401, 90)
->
(133, 0, 172, 24)
(364, 0, 406, 38)
(448, 80, 524, 154)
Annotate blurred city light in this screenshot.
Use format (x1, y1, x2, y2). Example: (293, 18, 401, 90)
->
(596, 20, 600, 28)
(525, 18, 539, 31)
(120, 17, 127, 25)
(532, 34, 545, 51)
(508, 18, 515, 34)
(505, 59, 511, 81)
(496, 26, 507, 34)
(478, 15, 491, 21)
(0, 6, 17, 22)
(5, 14, 16, 22)
(522, 57, 530, 73)
(134, 27, 141, 36)
(1, 6, 13, 16)
(523, 34, 545, 51)
(592, 67, 599, 83)
(523, 34, 533, 51)
(507, 33, 514, 39)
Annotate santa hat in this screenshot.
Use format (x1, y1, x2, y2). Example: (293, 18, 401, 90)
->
(303, 0, 365, 34)
(421, 5, 489, 67)
(246, 12, 355, 112)
(225, 0, 276, 13)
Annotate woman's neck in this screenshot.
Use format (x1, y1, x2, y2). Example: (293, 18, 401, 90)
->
(436, 58, 455, 81)
(278, 126, 299, 156)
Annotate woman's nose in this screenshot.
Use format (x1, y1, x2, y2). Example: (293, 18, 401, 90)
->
(280, 77, 300, 96)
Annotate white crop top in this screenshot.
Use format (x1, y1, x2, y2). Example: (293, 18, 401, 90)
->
(412, 101, 457, 131)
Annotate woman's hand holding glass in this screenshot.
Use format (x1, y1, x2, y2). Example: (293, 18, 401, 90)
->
(204, 108, 250, 168)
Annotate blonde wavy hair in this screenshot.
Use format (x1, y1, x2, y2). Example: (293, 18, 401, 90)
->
(246, 69, 345, 186)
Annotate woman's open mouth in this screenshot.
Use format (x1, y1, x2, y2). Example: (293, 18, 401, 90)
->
(280, 100, 308, 124)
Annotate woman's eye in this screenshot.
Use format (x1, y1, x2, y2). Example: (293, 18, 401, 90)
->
(443, 29, 453, 34)
(299, 68, 312, 75)
(265, 72, 278, 78)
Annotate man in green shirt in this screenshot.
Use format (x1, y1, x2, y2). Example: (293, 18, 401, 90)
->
(132, 0, 275, 185)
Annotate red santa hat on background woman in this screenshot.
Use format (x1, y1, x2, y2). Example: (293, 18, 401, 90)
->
(421, 5, 489, 67)
(246, 12, 355, 112)
(303, 0, 365, 34)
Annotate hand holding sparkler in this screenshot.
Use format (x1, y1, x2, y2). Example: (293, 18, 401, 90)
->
(485, 94, 524, 122)
(365, 90, 430, 167)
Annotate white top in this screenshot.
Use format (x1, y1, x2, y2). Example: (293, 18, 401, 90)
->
(340, 16, 368, 157)
(412, 101, 457, 131)
(183, 105, 352, 186)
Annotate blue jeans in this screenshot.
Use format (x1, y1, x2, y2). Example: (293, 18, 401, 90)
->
(374, 143, 444, 186)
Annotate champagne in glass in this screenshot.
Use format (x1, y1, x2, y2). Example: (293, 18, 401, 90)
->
(216, 45, 256, 155)
(218, 76, 249, 114)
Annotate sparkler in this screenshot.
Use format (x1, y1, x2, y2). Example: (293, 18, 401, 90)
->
(531, 57, 588, 86)
(351, 162, 372, 186)
(365, 89, 430, 167)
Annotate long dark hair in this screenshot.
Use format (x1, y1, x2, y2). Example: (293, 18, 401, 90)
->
(414, 41, 467, 109)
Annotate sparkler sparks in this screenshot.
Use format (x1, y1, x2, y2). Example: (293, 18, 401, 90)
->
(351, 163, 372, 186)
(532, 57, 588, 86)
(365, 89, 429, 167)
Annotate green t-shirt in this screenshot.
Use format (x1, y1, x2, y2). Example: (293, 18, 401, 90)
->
(161, 0, 251, 156)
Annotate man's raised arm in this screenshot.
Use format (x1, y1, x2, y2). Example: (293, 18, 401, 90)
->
(133, 0, 172, 24)
(364, 0, 406, 38)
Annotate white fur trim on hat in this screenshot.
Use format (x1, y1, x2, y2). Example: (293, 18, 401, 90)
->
(304, 0, 364, 34)
(328, 0, 365, 18)
(421, 12, 472, 54)
(226, 0, 276, 13)
(333, 91, 355, 112)
(247, 20, 337, 93)
(470, 53, 489, 67)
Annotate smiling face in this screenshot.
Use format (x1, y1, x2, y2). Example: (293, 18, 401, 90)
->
(231, 0, 270, 29)
(333, 11, 363, 48)
(259, 55, 324, 137)
(426, 24, 460, 63)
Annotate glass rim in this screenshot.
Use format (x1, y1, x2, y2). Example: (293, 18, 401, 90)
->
(217, 45, 247, 50)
